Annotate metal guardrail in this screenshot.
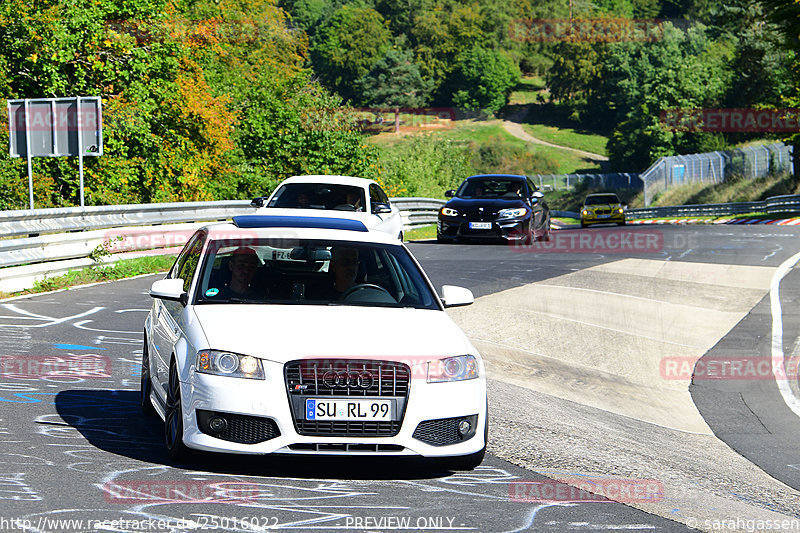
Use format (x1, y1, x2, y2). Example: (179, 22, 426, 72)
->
(0, 198, 443, 270)
(626, 194, 800, 219)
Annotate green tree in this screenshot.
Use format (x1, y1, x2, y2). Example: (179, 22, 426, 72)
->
(310, 5, 392, 101)
(356, 46, 433, 132)
(599, 24, 731, 169)
(410, 1, 487, 99)
(446, 46, 521, 114)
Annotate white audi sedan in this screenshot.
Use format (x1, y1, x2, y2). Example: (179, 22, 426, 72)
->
(252, 175, 405, 241)
(142, 215, 487, 469)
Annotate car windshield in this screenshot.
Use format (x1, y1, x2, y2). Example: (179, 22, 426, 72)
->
(195, 238, 439, 310)
(456, 179, 525, 199)
(584, 194, 621, 205)
(267, 183, 366, 211)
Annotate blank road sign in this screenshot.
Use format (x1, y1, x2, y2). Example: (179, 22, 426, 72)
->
(8, 96, 103, 158)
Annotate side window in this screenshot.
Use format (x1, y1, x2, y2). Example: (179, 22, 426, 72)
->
(369, 184, 381, 208)
(377, 185, 390, 203)
(172, 232, 205, 293)
(527, 178, 539, 194)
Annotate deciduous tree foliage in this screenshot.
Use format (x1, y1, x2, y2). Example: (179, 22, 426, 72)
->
(0, 0, 378, 208)
(310, 5, 393, 101)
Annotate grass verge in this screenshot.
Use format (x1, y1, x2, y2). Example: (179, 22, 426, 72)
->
(0, 254, 175, 299)
(405, 224, 437, 241)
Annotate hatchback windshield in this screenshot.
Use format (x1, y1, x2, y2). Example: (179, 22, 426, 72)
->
(195, 238, 438, 309)
(267, 183, 366, 211)
(584, 194, 621, 205)
(456, 179, 525, 199)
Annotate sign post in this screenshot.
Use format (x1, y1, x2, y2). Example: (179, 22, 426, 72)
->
(8, 96, 103, 209)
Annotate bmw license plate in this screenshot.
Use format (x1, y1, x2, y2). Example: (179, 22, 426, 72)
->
(305, 399, 393, 421)
(469, 222, 492, 229)
(597, 214, 610, 219)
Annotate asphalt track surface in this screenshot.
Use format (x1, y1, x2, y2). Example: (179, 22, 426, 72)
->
(0, 224, 798, 532)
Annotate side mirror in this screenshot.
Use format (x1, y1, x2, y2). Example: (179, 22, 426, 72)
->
(150, 278, 188, 305)
(441, 285, 474, 308)
(372, 202, 393, 214)
(250, 196, 268, 208)
(445, 190, 455, 198)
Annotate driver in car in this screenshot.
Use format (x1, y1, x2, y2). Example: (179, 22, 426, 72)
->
(319, 246, 359, 300)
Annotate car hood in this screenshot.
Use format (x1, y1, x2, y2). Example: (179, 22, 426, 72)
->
(445, 197, 528, 210)
(584, 203, 622, 209)
(191, 305, 476, 363)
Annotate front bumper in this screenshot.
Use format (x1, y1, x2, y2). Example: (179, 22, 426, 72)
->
(179, 361, 487, 457)
(581, 212, 625, 226)
(437, 217, 529, 242)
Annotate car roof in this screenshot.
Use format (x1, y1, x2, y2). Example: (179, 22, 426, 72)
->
(466, 174, 527, 181)
(278, 175, 376, 188)
(203, 216, 400, 245)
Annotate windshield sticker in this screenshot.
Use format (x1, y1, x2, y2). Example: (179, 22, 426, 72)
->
(205, 288, 219, 297)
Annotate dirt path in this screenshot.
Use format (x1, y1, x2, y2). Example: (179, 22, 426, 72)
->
(502, 106, 609, 162)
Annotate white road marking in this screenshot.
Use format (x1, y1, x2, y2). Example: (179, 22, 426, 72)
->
(770, 250, 800, 417)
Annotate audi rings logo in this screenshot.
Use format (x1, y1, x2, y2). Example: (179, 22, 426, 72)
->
(322, 370, 374, 389)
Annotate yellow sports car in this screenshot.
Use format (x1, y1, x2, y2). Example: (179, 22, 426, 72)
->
(580, 193, 626, 228)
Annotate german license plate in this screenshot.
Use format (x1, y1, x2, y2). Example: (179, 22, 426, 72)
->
(305, 399, 393, 421)
(598, 214, 610, 219)
(469, 222, 492, 229)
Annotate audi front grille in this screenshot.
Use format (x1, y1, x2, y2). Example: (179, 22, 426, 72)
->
(284, 359, 411, 437)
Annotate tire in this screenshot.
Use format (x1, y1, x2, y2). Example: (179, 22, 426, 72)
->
(580, 221, 587, 229)
(140, 334, 157, 417)
(165, 361, 190, 461)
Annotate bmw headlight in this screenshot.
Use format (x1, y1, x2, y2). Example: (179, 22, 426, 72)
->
(196, 350, 265, 379)
(582, 209, 589, 216)
(441, 207, 459, 217)
(498, 207, 527, 219)
(617, 208, 624, 214)
(427, 355, 479, 383)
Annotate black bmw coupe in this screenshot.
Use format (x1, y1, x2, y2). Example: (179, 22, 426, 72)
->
(437, 174, 551, 243)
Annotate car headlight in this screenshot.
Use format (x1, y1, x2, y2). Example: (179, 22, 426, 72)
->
(196, 350, 265, 379)
(582, 209, 589, 216)
(617, 208, 624, 214)
(427, 355, 479, 383)
(441, 207, 459, 217)
(498, 207, 527, 219)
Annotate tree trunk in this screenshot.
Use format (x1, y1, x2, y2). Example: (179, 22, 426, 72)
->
(394, 107, 400, 134)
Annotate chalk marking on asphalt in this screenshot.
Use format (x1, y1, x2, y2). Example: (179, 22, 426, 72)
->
(770, 250, 800, 417)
